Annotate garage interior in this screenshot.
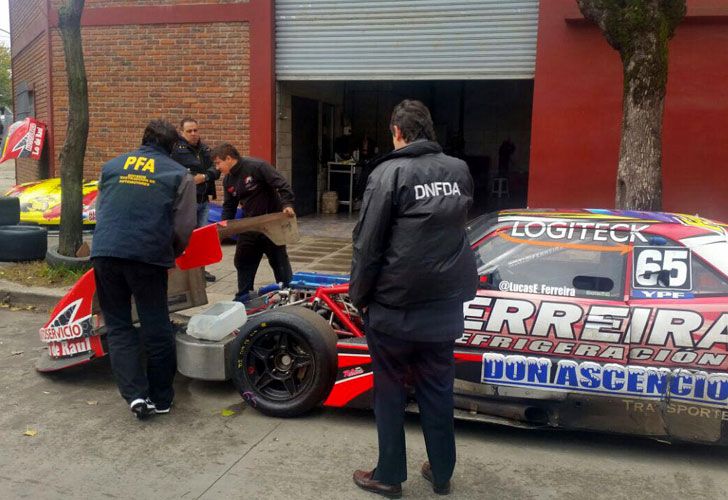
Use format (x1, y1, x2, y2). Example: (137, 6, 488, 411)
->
(276, 79, 534, 217)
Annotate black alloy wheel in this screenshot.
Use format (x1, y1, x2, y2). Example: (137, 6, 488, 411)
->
(229, 306, 338, 417)
(244, 326, 315, 401)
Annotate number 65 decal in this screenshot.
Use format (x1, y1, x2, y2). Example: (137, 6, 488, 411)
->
(633, 247, 692, 290)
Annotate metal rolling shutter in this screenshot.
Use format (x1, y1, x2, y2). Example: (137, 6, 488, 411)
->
(275, 0, 540, 80)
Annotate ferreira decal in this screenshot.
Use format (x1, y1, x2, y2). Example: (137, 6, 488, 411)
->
(460, 294, 728, 369)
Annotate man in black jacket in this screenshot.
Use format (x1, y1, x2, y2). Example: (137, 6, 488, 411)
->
(350, 100, 478, 498)
(171, 117, 220, 282)
(91, 119, 196, 420)
(211, 143, 296, 302)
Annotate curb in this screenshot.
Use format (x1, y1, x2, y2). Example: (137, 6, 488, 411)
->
(0, 279, 67, 311)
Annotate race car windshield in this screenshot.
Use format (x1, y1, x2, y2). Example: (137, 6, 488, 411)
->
(475, 226, 628, 299)
(466, 212, 499, 245)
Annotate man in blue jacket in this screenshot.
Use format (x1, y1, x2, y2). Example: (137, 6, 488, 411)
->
(350, 100, 478, 497)
(91, 119, 196, 420)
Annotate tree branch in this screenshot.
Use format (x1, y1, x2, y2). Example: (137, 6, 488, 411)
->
(576, 0, 610, 33)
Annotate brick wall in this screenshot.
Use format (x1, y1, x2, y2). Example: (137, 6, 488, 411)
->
(9, 0, 45, 45)
(10, 0, 50, 183)
(51, 22, 250, 182)
(52, 0, 248, 7)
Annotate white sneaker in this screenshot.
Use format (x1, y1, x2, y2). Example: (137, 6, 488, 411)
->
(129, 398, 155, 420)
(153, 400, 173, 414)
(145, 397, 172, 414)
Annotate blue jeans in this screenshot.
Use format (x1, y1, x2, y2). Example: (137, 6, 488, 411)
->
(196, 201, 210, 228)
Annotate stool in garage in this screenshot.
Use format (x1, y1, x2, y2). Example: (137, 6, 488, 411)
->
(491, 177, 509, 198)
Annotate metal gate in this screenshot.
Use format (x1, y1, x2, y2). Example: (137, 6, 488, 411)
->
(275, 0, 540, 80)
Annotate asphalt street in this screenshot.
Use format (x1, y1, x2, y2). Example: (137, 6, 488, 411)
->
(2, 308, 728, 500)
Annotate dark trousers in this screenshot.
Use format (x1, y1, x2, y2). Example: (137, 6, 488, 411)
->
(365, 325, 456, 486)
(93, 257, 176, 408)
(234, 232, 292, 296)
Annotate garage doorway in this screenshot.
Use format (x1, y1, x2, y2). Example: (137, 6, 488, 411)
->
(278, 80, 534, 217)
(291, 96, 318, 216)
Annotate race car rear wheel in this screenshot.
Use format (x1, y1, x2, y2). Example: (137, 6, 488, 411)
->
(229, 306, 338, 417)
(0, 225, 48, 262)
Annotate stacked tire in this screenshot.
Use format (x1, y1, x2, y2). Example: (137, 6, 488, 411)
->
(0, 197, 48, 262)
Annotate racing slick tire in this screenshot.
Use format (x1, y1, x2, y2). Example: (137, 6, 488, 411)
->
(0, 225, 48, 262)
(229, 306, 338, 417)
(46, 246, 91, 271)
(0, 197, 20, 226)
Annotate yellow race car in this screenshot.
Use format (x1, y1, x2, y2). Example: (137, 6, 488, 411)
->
(4, 178, 98, 226)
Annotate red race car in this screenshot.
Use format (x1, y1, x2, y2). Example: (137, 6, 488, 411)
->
(38, 210, 728, 444)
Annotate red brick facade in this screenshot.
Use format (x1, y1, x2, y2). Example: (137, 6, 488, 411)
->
(50, 23, 250, 181)
(55, 0, 247, 6)
(10, 0, 262, 184)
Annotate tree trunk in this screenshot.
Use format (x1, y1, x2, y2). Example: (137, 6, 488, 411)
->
(57, 0, 88, 257)
(616, 28, 665, 211)
(577, 0, 686, 211)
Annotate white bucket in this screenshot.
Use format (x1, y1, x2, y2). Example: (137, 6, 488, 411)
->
(186, 301, 247, 341)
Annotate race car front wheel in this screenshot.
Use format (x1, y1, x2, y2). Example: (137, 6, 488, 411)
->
(229, 306, 338, 417)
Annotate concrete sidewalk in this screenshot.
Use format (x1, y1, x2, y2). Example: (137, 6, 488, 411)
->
(0, 219, 355, 316)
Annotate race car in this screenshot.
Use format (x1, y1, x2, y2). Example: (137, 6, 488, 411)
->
(218, 209, 728, 445)
(38, 209, 728, 444)
(3, 179, 236, 228)
(4, 178, 98, 226)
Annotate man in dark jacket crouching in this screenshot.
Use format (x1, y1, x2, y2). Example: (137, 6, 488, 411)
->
(350, 100, 478, 498)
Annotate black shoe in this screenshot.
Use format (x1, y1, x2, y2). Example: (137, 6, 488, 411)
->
(204, 271, 216, 282)
(152, 399, 172, 414)
(353, 469, 402, 499)
(130, 398, 155, 420)
(421, 462, 451, 495)
(233, 291, 258, 304)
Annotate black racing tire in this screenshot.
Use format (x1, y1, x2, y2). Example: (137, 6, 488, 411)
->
(0, 225, 48, 262)
(229, 306, 338, 417)
(46, 246, 91, 271)
(0, 197, 20, 226)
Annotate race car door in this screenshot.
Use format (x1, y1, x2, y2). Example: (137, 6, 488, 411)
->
(465, 223, 635, 431)
(628, 235, 728, 443)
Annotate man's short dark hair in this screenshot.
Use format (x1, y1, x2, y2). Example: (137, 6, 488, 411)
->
(141, 119, 178, 154)
(210, 143, 241, 161)
(180, 117, 198, 129)
(389, 99, 436, 143)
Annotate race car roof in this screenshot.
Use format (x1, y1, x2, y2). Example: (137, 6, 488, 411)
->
(498, 209, 726, 227)
(490, 209, 728, 279)
(496, 209, 728, 238)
